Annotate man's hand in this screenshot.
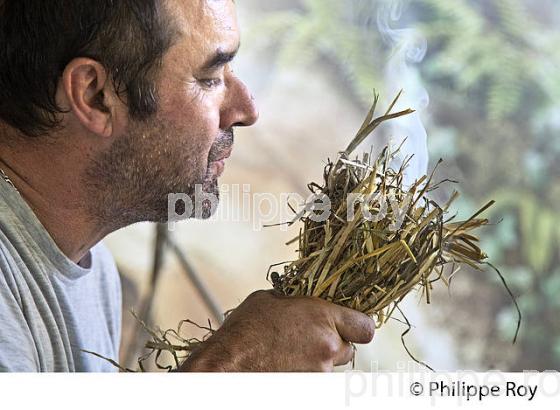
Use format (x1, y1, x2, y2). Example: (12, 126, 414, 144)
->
(179, 289, 375, 372)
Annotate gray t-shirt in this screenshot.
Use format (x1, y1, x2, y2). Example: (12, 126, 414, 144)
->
(0, 180, 122, 372)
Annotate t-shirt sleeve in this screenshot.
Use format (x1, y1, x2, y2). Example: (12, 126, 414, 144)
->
(0, 250, 39, 372)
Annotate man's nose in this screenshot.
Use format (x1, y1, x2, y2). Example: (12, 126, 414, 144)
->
(220, 75, 259, 129)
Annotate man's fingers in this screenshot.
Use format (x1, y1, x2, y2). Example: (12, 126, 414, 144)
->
(332, 305, 376, 344)
(333, 340, 355, 367)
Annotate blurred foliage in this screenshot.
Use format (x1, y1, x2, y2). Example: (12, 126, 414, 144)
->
(419, 0, 560, 121)
(252, 0, 560, 370)
(249, 0, 386, 102)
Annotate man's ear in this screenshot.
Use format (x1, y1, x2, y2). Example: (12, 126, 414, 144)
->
(60, 58, 121, 138)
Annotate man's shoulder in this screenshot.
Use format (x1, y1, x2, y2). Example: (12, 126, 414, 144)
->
(0, 209, 44, 275)
(0, 222, 48, 287)
(0, 229, 21, 279)
(0, 229, 28, 314)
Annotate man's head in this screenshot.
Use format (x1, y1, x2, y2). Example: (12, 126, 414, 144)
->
(0, 0, 258, 229)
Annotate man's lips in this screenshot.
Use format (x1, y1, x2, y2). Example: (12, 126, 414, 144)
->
(209, 147, 233, 177)
(210, 147, 233, 163)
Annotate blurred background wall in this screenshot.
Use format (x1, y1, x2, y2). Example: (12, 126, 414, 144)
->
(106, 0, 560, 371)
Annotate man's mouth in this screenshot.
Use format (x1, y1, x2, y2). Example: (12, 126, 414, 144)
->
(207, 129, 234, 178)
(209, 147, 233, 177)
(213, 147, 233, 162)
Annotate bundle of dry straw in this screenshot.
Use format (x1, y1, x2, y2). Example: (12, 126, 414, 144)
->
(90, 92, 520, 372)
(263, 92, 521, 368)
(270, 91, 504, 322)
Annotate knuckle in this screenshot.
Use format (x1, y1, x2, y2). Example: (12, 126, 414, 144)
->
(319, 337, 340, 360)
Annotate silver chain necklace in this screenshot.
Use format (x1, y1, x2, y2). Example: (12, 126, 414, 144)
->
(0, 168, 20, 194)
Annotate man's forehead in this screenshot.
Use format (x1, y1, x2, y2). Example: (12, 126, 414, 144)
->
(167, 0, 238, 36)
(162, 0, 239, 72)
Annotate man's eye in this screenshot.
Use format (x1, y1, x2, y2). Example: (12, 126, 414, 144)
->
(199, 78, 223, 88)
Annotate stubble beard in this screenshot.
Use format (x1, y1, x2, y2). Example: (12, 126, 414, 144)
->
(83, 115, 232, 231)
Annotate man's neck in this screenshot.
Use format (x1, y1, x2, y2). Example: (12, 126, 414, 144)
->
(0, 141, 110, 265)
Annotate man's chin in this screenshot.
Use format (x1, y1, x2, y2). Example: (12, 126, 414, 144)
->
(163, 176, 221, 223)
(196, 176, 221, 220)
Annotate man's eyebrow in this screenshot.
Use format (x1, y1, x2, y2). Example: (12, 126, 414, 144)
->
(201, 45, 240, 71)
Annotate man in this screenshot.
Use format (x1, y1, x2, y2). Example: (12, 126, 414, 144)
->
(0, 0, 374, 372)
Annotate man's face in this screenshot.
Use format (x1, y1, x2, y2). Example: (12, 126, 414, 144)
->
(86, 0, 258, 226)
